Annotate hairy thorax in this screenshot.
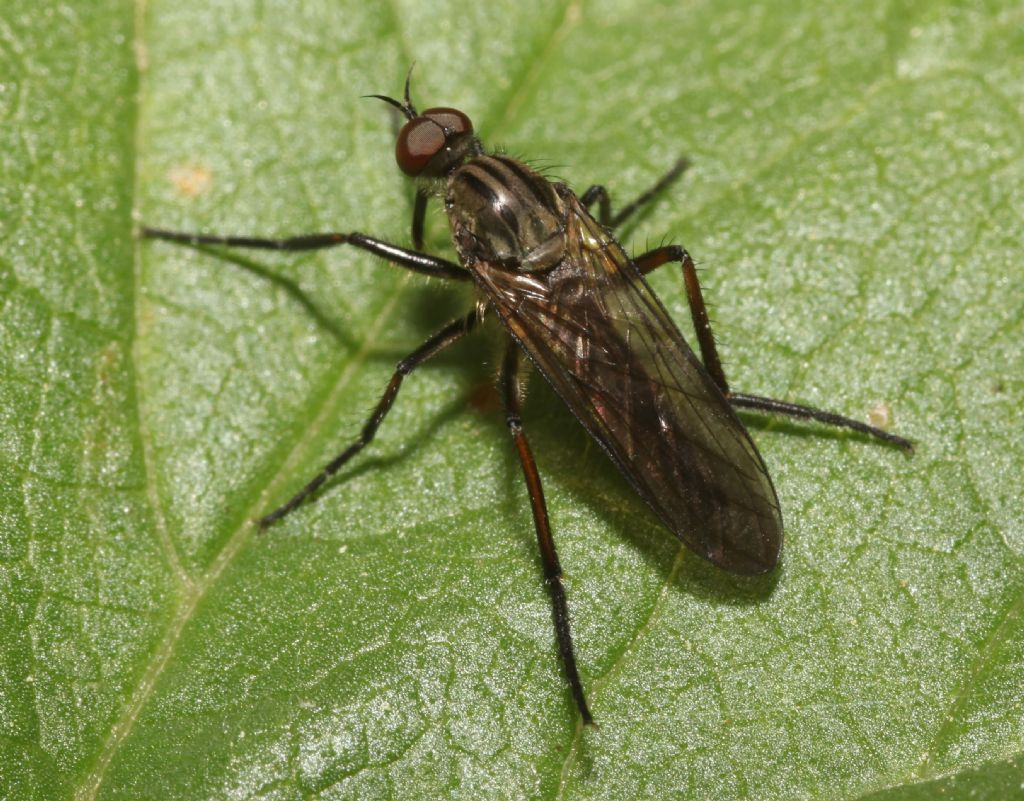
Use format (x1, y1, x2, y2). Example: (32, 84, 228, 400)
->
(447, 155, 568, 272)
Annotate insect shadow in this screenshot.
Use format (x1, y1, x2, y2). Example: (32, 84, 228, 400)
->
(143, 71, 911, 726)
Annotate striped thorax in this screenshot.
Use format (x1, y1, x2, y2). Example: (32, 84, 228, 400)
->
(447, 155, 568, 273)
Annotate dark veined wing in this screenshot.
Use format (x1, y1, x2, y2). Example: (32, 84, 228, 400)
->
(471, 192, 782, 574)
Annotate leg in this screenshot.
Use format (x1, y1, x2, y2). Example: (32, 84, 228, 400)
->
(258, 309, 478, 527)
(581, 157, 689, 229)
(635, 245, 913, 450)
(728, 393, 913, 449)
(141, 225, 470, 282)
(412, 188, 429, 250)
(635, 244, 729, 392)
(501, 340, 595, 726)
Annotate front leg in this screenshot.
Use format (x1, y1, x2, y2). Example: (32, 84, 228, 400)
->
(142, 225, 470, 282)
(411, 188, 430, 250)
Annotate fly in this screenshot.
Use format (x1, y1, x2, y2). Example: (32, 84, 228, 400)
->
(142, 72, 912, 725)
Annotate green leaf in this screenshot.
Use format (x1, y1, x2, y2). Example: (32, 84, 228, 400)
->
(3, 0, 1022, 799)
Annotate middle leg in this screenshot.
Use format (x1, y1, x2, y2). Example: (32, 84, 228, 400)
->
(259, 308, 479, 527)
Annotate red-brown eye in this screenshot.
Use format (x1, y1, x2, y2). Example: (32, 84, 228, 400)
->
(396, 118, 446, 176)
(395, 108, 474, 176)
(421, 107, 472, 135)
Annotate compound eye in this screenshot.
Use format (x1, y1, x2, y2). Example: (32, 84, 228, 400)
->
(422, 107, 473, 135)
(396, 118, 446, 176)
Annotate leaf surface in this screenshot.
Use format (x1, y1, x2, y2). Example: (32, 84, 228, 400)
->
(2, 1, 1022, 799)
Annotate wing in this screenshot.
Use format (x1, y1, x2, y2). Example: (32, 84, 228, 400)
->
(471, 193, 782, 575)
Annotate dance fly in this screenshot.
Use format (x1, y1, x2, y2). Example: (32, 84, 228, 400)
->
(143, 73, 912, 725)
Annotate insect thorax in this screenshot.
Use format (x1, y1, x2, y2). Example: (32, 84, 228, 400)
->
(447, 155, 568, 272)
